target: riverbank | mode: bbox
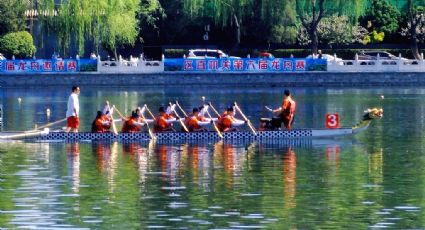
[1,72,425,88]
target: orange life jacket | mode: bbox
[154,114,172,132]
[218,113,233,132]
[121,117,141,133]
[188,115,201,131]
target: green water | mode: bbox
[0,86,425,229]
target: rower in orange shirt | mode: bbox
[273,89,296,129]
[217,106,245,132]
[122,110,146,133]
[187,107,211,132]
[91,111,111,133]
[154,106,177,132]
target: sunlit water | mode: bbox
[1,86,425,229]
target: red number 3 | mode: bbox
[326,113,340,129]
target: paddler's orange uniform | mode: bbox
[92,111,111,133]
[154,107,175,132]
[281,94,296,129]
[122,113,141,133]
[218,109,235,132]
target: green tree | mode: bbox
[37,0,141,57]
[400,0,425,59]
[296,0,368,54]
[0,0,27,36]
[0,31,36,58]
[182,0,299,46]
[296,0,326,55]
[362,0,401,35]
[297,15,368,46]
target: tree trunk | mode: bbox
[411,33,420,60]
[408,0,421,59]
[310,27,318,55]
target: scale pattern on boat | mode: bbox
[34,129,314,141]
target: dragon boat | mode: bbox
[0,108,383,142]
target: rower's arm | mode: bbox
[232,119,245,127]
[197,121,211,126]
[204,117,218,122]
[134,121,146,127]
[166,117,177,124]
[272,107,282,113]
[144,118,154,124]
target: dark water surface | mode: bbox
[0,86,425,229]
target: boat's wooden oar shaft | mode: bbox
[175,101,188,117]
[170,102,189,132]
[208,102,220,117]
[114,106,126,119]
[144,104,156,120]
[234,102,257,135]
[35,118,67,130]
[206,109,223,139]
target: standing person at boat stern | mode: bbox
[65,86,80,132]
[273,89,296,129]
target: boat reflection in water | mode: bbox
[283,147,297,209]
[185,143,211,191]
[122,142,150,186]
[66,142,80,193]
[92,141,119,192]
[214,141,247,188]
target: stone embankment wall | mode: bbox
[1,72,425,88]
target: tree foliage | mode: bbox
[37,0,140,56]
[297,15,368,46]
[182,0,299,45]
[0,0,27,36]
[0,31,36,58]
[362,0,401,35]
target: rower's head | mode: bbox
[226,106,234,115]
[96,110,102,118]
[72,86,80,95]
[159,106,165,114]
[193,107,199,114]
[131,110,139,118]
[284,89,291,97]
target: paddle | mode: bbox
[205,109,223,139]
[141,105,156,139]
[109,105,118,135]
[265,106,273,112]
[144,104,156,120]
[234,102,257,135]
[208,102,221,117]
[35,118,67,130]
[169,102,189,132]
[0,128,49,140]
[114,106,126,120]
[175,101,188,118]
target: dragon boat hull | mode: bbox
[29,127,356,142]
[0,117,377,142]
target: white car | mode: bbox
[187,49,239,59]
[306,54,343,62]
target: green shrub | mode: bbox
[0,31,36,58]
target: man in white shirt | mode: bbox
[65,86,80,132]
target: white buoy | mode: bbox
[46,108,51,117]
[380,95,384,99]
[18,97,22,103]
[201,96,205,102]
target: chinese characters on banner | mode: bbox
[0,59,79,73]
[181,58,323,72]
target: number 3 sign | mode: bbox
[325,113,340,129]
